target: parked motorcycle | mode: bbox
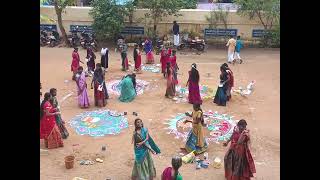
[177,35,205,52]
[68,31,80,47]
[80,30,98,52]
[48,30,60,47]
[40,30,49,47]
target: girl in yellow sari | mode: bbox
[184,104,208,155]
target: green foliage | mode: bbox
[137,0,183,36]
[205,4,230,29]
[180,0,197,9]
[90,0,130,39]
[235,0,280,30]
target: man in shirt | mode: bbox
[226,36,236,63]
[173,21,180,47]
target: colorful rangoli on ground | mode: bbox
[69,110,129,137]
[106,79,149,96]
[142,64,161,73]
[174,85,216,103]
[164,111,237,143]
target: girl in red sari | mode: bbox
[160,46,167,77]
[133,44,142,73]
[165,62,176,98]
[169,50,178,85]
[40,92,64,149]
[223,119,256,180]
[71,48,83,81]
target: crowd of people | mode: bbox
[40,22,255,179]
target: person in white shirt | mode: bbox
[226,36,236,63]
[100,47,109,71]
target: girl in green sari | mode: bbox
[132,118,161,180]
[119,74,137,102]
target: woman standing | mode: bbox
[71,47,83,81]
[224,119,256,180]
[40,92,64,149]
[100,47,109,71]
[144,38,154,64]
[86,47,96,74]
[119,74,137,102]
[222,63,234,101]
[91,63,108,107]
[169,50,179,85]
[120,43,129,71]
[49,88,69,139]
[160,46,167,77]
[165,62,176,98]
[133,44,142,72]
[76,66,90,108]
[213,66,229,106]
[184,104,208,154]
[186,63,202,105]
[161,156,183,180]
[132,118,161,180]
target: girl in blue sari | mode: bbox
[119,74,137,102]
[144,38,155,64]
[132,118,161,180]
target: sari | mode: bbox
[93,69,108,107]
[226,69,234,101]
[165,67,176,98]
[51,97,69,139]
[169,55,178,85]
[134,48,142,71]
[71,51,80,80]
[162,167,183,180]
[213,72,229,106]
[160,49,167,74]
[132,127,161,180]
[224,128,256,180]
[76,72,90,108]
[40,101,64,149]
[101,48,109,69]
[86,48,96,72]
[121,50,129,71]
[185,110,208,154]
[187,71,202,105]
[144,40,154,64]
[119,76,136,102]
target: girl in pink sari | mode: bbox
[165,62,176,98]
[161,156,183,180]
[160,46,167,77]
[186,63,202,105]
[76,66,90,108]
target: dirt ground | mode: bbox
[40,46,280,180]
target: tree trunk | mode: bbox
[54,3,70,47]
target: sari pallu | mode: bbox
[226,69,234,101]
[224,129,256,180]
[132,128,161,180]
[76,72,90,108]
[160,49,167,74]
[40,101,64,149]
[170,56,178,84]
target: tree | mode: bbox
[205,4,230,29]
[52,0,76,46]
[181,0,197,9]
[137,0,183,37]
[40,0,55,23]
[234,0,280,31]
[89,0,129,40]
